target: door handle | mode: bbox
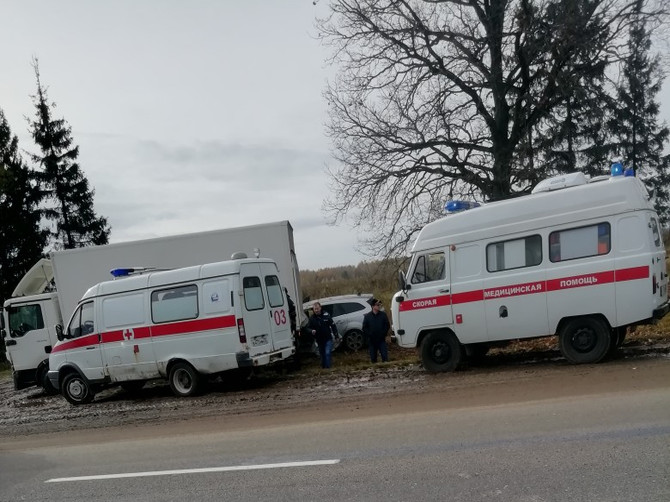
[86,346,96,350]
[438,288,450,293]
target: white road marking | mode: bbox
[46,459,340,483]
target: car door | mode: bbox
[397,250,453,331]
[62,301,105,381]
[5,302,49,374]
[260,263,293,352]
[240,263,275,355]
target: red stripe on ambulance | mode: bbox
[51,315,237,353]
[150,315,236,337]
[398,265,649,312]
[615,265,649,282]
[546,270,614,291]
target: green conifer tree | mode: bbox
[28,60,110,249]
[609,0,670,223]
[0,108,48,303]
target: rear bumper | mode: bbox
[653,300,669,321]
[237,346,295,368]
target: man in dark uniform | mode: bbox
[308,302,337,369]
[363,298,390,363]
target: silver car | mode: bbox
[303,294,374,352]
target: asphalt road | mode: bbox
[1,358,669,501]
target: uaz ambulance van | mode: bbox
[392,172,669,372]
[48,255,295,404]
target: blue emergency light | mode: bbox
[611,162,623,176]
[110,268,135,278]
[445,200,480,213]
[110,267,156,278]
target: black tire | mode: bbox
[38,366,59,395]
[559,317,611,364]
[421,331,462,373]
[120,380,146,394]
[168,362,201,397]
[344,329,366,352]
[61,372,95,405]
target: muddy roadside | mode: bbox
[1,339,668,442]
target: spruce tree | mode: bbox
[0,108,48,303]
[609,0,670,223]
[535,0,612,177]
[28,60,110,249]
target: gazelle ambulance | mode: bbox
[392,170,669,372]
[48,255,294,404]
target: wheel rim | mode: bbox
[429,340,451,364]
[173,368,193,394]
[68,379,86,400]
[571,327,598,353]
[346,331,364,351]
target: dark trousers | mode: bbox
[369,336,388,363]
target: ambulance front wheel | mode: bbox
[421,331,462,372]
[62,372,95,405]
[559,317,611,364]
[169,362,201,397]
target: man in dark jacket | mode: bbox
[363,298,390,363]
[308,302,337,369]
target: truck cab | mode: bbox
[2,292,61,391]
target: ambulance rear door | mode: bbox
[260,262,293,352]
[239,262,277,356]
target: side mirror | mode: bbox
[55,324,64,342]
[398,270,411,292]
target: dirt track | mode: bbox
[1,339,669,447]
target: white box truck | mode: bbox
[1,220,302,391]
[47,256,295,404]
[391,172,669,372]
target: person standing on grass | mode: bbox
[308,302,337,369]
[363,298,390,363]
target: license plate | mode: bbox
[251,334,268,347]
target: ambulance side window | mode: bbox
[487,235,542,272]
[202,280,231,315]
[151,285,198,323]
[103,294,145,329]
[8,304,45,338]
[243,276,264,311]
[411,252,446,284]
[264,276,284,308]
[549,223,610,262]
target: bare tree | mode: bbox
[318,0,665,257]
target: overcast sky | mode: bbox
[2,2,670,271]
[0,0,369,271]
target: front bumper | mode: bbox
[47,369,59,389]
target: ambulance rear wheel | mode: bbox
[169,362,201,397]
[559,317,611,364]
[62,372,95,405]
[421,331,462,373]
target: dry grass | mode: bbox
[297,314,670,374]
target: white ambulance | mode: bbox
[391,172,669,372]
[47,255,295,404]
